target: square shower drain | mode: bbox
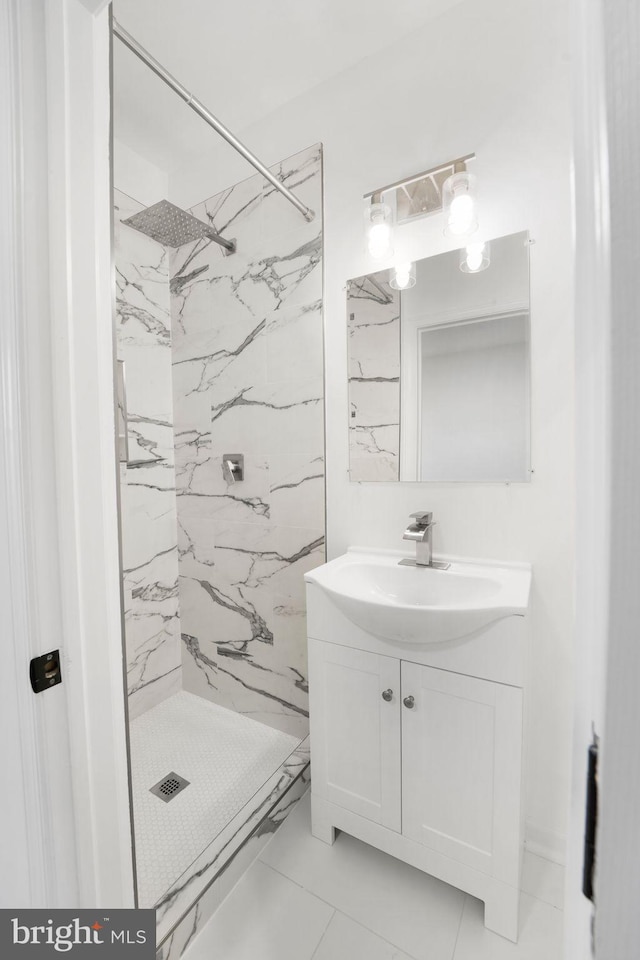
[149,771,190,803]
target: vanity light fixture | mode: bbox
[363,154,476,258]
[443,163,479,238]
[460,240,490,273]
[365,197,394,259]
[389,261,417,290]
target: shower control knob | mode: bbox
[403,695,415,709]
[381,689,393,702]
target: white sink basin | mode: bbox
[305,549,531,644]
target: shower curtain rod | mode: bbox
[112,19,315,223]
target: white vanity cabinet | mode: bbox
[308,643,402,830]
[306,560,529,943]
[401,660,522,886]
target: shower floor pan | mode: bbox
[129,690,299,908]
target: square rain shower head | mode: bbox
[123,199,220,248]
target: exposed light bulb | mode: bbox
[394,264,411,287]
[365,201,394,260]
[448,195,475,235]
[465,242,485,271]
[389,261,416,290]
[460,239,490,273]
[368,222,392,258]
[443,171,478,239]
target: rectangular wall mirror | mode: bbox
[347,230,531,482]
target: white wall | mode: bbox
[169,0,574,861]
[114,137,168,207]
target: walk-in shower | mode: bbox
[113,17,324,952]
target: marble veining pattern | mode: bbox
[115,189,182,719]
[170,144,325,738]
[155,769,310,960]
[154,736,310,946]
[347,276,401,481]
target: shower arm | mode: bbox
[112,20,315,224]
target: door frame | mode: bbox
[565,0,610,954]
[1,0,135,908]
[44,0,135,907]
[0,0,65,908]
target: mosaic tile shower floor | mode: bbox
[130,690,300,907]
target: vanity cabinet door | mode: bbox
[401,661,523,884]
[309,639,401,830]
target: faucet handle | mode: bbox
[410,511,433,525]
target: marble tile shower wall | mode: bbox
[115,190,182,720]
[347,279,400,481]
[170,144,324,740]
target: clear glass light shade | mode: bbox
[365,201,394,259]
[460,240,491,273]
[389,261,416,290]
[443,171,479,238]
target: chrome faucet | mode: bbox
[401,512,450,569]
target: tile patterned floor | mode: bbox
[129,691,299,906]
[182,791,564,960]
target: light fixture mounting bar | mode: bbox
[363,154,476,200]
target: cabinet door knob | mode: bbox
[381,688,393,702]
[403,695,415,709]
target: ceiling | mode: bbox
[112,0,466,174]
